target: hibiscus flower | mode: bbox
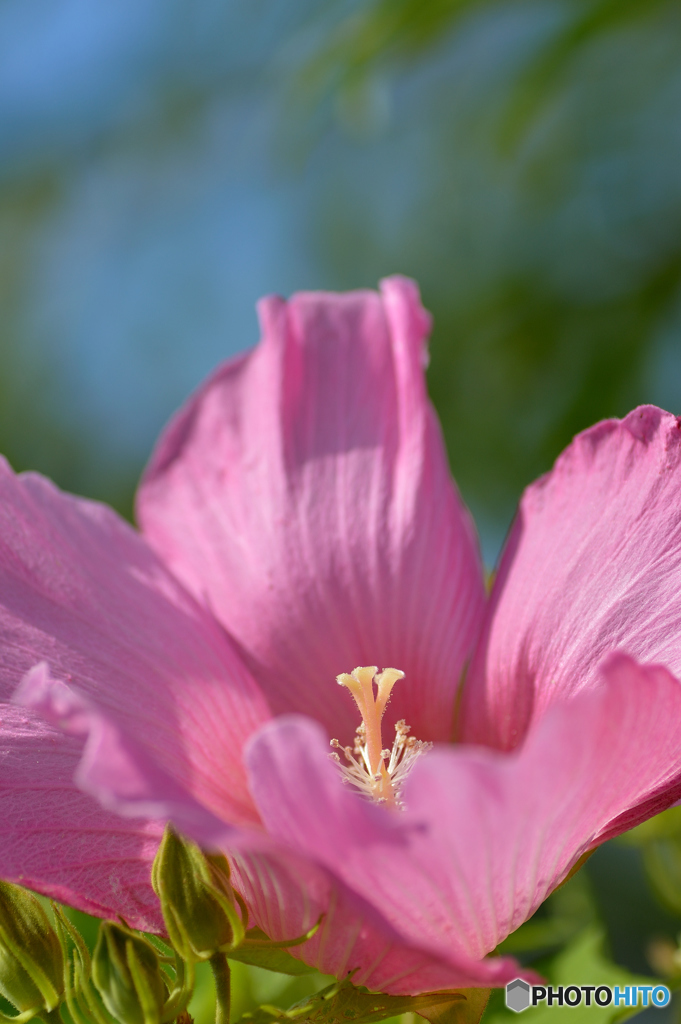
[6,277,681,994]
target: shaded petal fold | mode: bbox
[246,655,681,973]
[15,664,240,848]
[137,276,485,743]
[230,848,527,994]
[0,702,163,932]
[460,406,681,748]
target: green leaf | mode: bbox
[227,929,316,977]
[233,975,485,1024]
[485,927,663,1024]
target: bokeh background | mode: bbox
[3,0,681,1020]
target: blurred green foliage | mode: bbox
[298,0,681,543]
[487,925,664,1023]
[625,808,681,920]
[303,0,676,110]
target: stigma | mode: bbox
[329,666,431,809]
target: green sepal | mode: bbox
[92,922,167,1024]
[417,989,490,1024]
[53,906,114,1024]
[233,975,484,1024]
[51,905,91,980]
[0,882,63,1013]
[151,826,244,962]
[227,928,316,976]
[0,1009,44,1024]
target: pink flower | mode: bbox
[6,277,681,993]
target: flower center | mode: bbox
[329,666,431,808]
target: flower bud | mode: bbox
[0,881,63,1013]
[92,921,166,1024]
[151,826,243,962]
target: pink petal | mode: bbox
[0,461,270,825]
[0,702,163,932]
[246,654,681,972]
[460,406,681,748]
[137,277,484,744]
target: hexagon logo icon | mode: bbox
[506,978,531,1013]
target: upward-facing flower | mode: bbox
[5,277,681,993]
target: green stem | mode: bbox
[209,952,231,1024]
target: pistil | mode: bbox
[330,666,431,808]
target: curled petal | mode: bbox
[246,655,681,971]
[14,664,239,847]
[230,848,530,993]
[0,461,270,825]
[461,406,681,748]
[138,277,485,744]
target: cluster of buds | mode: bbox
[0,828,319,1024]
[0,879,198,1024]
[0,881,63,1022]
